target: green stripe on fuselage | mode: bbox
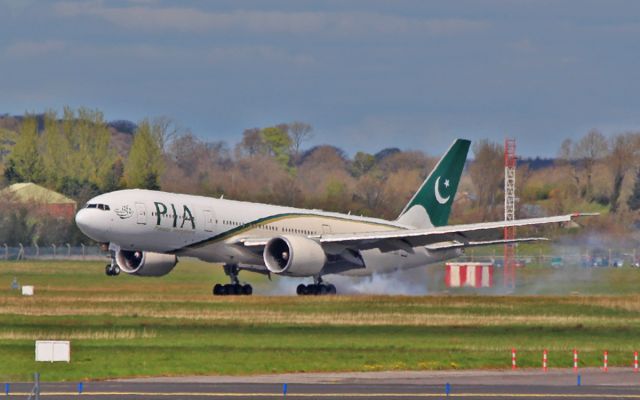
[174,212,401,252]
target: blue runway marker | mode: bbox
[577,374,581,386]
[4,383,9,396]
[283,383,287,398]
[78,382,84,394]
[445,382,451,396]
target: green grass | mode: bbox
[1,260,640,381]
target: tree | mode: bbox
[350,152,375,177]
[57,176,101,206]
[607,133,639,213]
[469,139,504,219]
[260,126,292,169]
[237,128,265,157]
[124,119,164,189]
[354,173,386,213]
[574,130,608,200]
[289,121,313,161]
[101,157,125,192]
[628,167,640,212]
[150,116,179,152]
[5,115,44,183]
[324,179,349,211]
[556,138,581,196]
[40,107,117,191]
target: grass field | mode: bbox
[1,259,640,381]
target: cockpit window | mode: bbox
[86,203,110,211]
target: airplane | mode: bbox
[75,139,593,296]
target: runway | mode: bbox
[5,369,640,399]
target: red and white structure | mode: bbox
[511,348,517,370]
[603,351,608,372]
[543,349,548,372]
[634,351,638,372]
[573,349,579,372]
[445,263,494,288]
[504,138,517,289]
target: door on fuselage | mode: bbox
[135,203,147,225]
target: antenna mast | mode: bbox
[504,138,517,289]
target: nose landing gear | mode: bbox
[105,250,120,276]
[105,263,120,276]
[212,264,253,296]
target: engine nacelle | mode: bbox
[115,249,178,277]
[263,235,327,276]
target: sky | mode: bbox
[1,0,640,157]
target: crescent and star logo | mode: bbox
[434,176,451,204]
[114,205,134,219]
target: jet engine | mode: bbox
[115,249,178,277]
[263,235,327,276]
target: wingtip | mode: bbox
[571,212,600,218]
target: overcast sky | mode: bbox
[1,0,640,157]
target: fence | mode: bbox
[1,244,105,261]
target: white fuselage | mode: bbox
[76,189,461,277]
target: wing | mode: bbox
[316,213,596,251]
[240,213,596,253]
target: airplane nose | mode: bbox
[75,209,91,234]
[75,207,111,243]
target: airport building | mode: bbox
[0,182,77,220]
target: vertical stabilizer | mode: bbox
[396,139,470,228]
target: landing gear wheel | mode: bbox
[213,283,253,296]
[296,281,337,296]
[213,284,223,295]
[297,284,306,295]
[105,264,120,276]
[211,264,254,296]
[223,284,232,294]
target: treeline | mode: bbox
[1,108,167,203]
[1,108,640,246]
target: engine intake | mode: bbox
[115,249,178,277]
[263,235,326,276]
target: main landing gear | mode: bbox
[297,276,336,296]
[212,264,253,296]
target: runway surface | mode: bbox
[5,368,640,399]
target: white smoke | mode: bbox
[262,267,431,296]
[330,269,430,295]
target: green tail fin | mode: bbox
[396,139,470,228]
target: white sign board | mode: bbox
[35,340,70,362]
[21,285,34,296]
